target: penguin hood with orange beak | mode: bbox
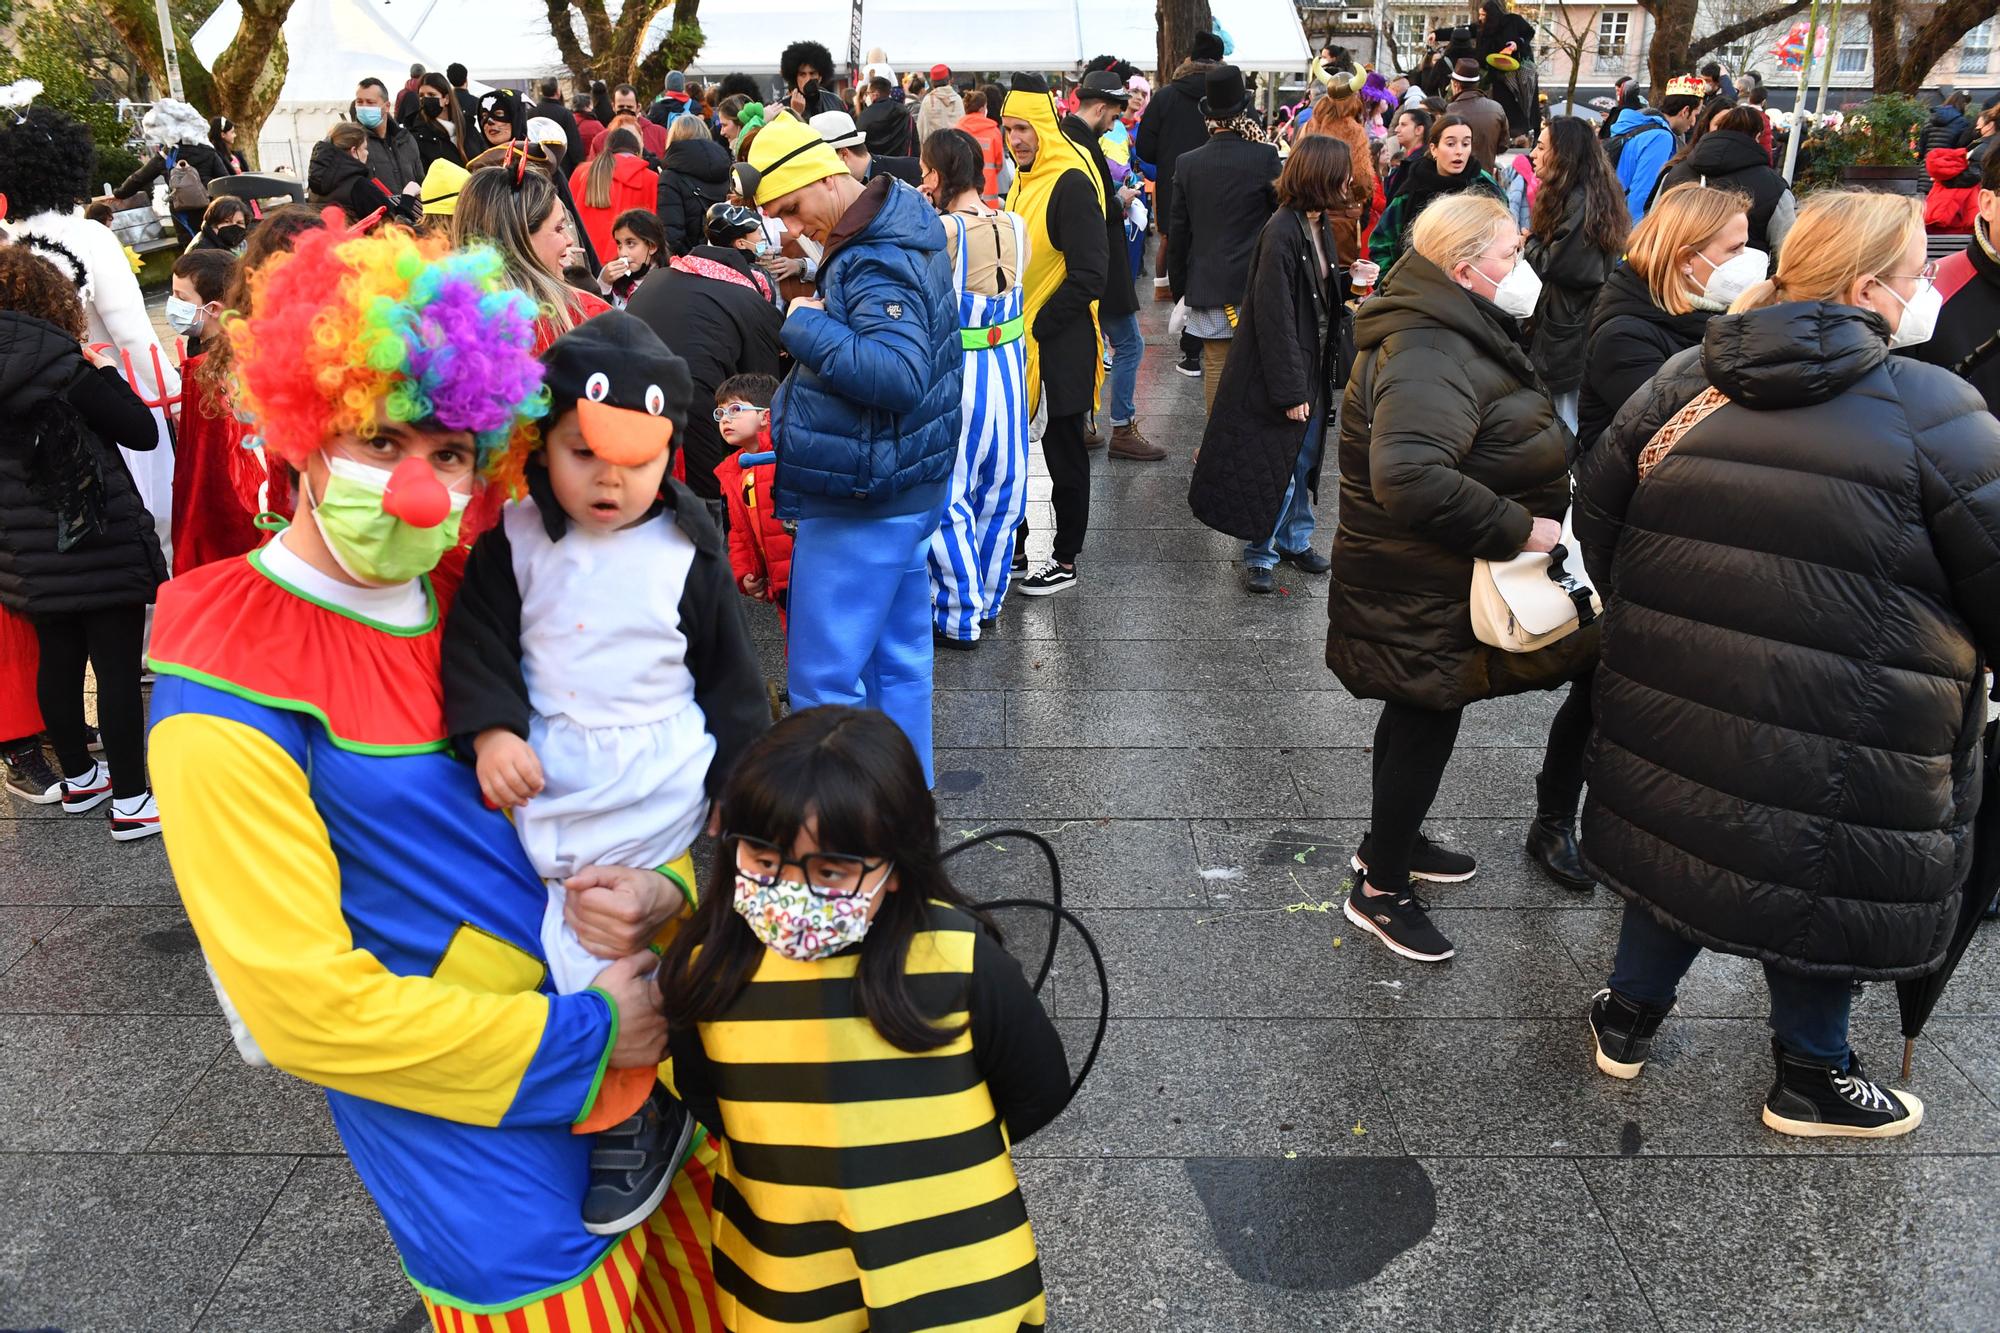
[496,310,691,498]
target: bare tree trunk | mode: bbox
[1872,0,2000,93]
[104,0,298,165]
[1641,0,1812,92]
[1157,0,1215,82]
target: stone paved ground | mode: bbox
[3,295,1998,1332]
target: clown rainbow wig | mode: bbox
[229,218,547,468]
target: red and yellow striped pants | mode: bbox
[421,1140,721,1333]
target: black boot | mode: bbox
[1527,774,1595,892]
[1589,988,1672,1079]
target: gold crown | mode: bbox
[1664,74,1707,99]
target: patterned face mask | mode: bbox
[733,871,876,962]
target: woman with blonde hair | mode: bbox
[1329,191,1598,963]
[1574,190,2000,1140]
[658,110,732,255]
[1575,182,1755,452]
[451,165,608,351]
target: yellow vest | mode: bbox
[698,905,1046,1331]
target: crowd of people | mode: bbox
[1,10,1998,1329]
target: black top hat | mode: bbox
[1190,31,1225,63]
[1200,64,1249,120]
[1078,71,1130,105]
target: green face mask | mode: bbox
[309,455,469,584]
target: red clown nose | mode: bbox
[380,457,453,528]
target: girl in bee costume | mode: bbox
[662,705,1072,1332]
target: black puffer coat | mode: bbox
[1575,262,1715,454]
[0,314,168,617]
[1525,190,1616,395]
[1327,253,1593,710]
[1189,210,1346,540]
[1574,302,2000,980]
[658,137,733,256]
[1655,130,1794,253]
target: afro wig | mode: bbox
[229,215,548,469]
[0,106,97,220]
[717,72,761,101]
[780,40,837,88]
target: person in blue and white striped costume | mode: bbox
[922,127,1032,650]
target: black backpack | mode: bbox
[1604,119,1661,170]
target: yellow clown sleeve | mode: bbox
[153,713,617,1128]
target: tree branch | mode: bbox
[1885,0,2000,93]
[543,0,593,77]
[102,0,216,109]
[1689,0,1813,62]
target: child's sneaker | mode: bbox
[3,742,62,804]
[582,1083,696,1235]
[60,760,113,814]
[108,791,163,842]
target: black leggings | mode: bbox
[1364,675,1594,892]
[34,605,148,798]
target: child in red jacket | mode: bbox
[710,373,792,624]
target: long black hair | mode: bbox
[1529,115,1629,255]
[660,707,993,1052]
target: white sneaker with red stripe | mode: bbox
[108,790,162,842]
[60,760,112,814]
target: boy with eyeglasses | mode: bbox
[710,373,794,626]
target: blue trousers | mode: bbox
[1244,404,1326,569]
[1608,902,1853,1065]
[788,501,945,782]
[1102,310,1143,427]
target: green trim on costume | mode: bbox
[573,984,618,1127]
[144,660,452,757]
[959,314,1026,350]
[247,544,439,637]
[655,859,697,908]
[399,1230,624,1315]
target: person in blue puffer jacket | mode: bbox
[747,111,962,782]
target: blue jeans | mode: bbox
[1244,404,1326,569]
[1102,310,1142,427]
[1607,902,1853,1065]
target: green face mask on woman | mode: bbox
[308,455,469,584]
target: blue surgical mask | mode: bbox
[164,295,204,336]
[355,105,385,129]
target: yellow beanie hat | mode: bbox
[747,111,845,205]
[419,158,470,216]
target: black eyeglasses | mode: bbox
[727,833,891,899]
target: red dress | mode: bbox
[170,353,269,577]
[0,604,40,740]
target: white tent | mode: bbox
[397,0,576,84]
[684,0,1311,75]
[192,0,444,171]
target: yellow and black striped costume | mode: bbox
[680,904,1051,1332]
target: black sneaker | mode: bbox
[933,629,977,652]
[1761,1039,1924,1140]
[1342,880,1455,962]
[1279,547,1332,574]
[978,616,998,631]
[1010,550,1029,575]
[1352,830,1478,884]
[3,743,62,804]
[1017,560,1079,597]
[583,1084,697,1235]
[1175,352,1201,377]
[59,760,113,814]
[1589,988,1672,1079]
[1245,565,1275,594]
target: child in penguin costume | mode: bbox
[442,310,770,1236]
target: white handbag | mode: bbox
[1469,507,1600,653]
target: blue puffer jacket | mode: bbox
[772,178,962,515]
